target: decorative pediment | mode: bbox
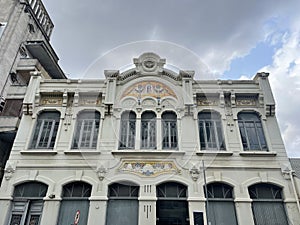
[105,53,195,83]
[133,52,166,74]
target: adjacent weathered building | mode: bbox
[0,0,65,183]
[0,52,299,225]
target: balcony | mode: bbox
[26,0,54,39]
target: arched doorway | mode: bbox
[106,182,139,225]
[8,181,48,225]
[156,182,189,225]
[57,181,92,225]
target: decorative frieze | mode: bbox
[40,93,63,106]
[197,95,219,106]
[122,81,177,99]
[118,161,181,177]
[236,95,258,107]
[79,93,102,106]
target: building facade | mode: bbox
[0,0,65,183]
[0,52,299,225]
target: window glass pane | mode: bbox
[119,111,136,149]
[198,112,225,150]
[206,183,233,199]
[9,215,22,225]
[141,112,156,149]
[31,112,60,149]
[108,183,139,198]
[14,182,47,198]
[157,182,187,198]
[72,111,100,149]
[238,112,267,151]
[63,182,92,198]
[249,184,282,199]
[27,215,40,225]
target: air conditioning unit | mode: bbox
[0,96,6,113]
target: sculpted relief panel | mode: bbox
[118,161,181,177]
[121,81,177,100]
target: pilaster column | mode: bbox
[0,199,12,225]
[138,184,156,225]
[135,115,141,150]
[40,199,61,225]
[234,199,255,225]
[87,199,108,225]
[188,198,206,225]
[156,114,162,150]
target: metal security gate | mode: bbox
[249,183,289,225]
[106,199,139,225]
[252,202,288,225]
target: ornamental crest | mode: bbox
[118,161,181,177]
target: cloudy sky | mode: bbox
[42,0,300,157]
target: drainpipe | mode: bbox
[289,170,300,215]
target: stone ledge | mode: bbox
[64,150,101,155]
[112,150,185,156]
[196,151,233,156]
[239,151,277,156]
[20,150,57,155]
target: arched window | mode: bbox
[162,112,178,149]
[238,112,267,151]
[57,182,92,225]
[31,111,60,149]
[119,111,136,149]
[141,111,156,149]
[72,111,100,149]
[9,182,48,225]
[156,182,189,225]
[248,183,288,225]
[198,112,225,150]
[106,183,139,225]
[205,182,237,225]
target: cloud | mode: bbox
[44,0,292,76]
[260,19,300,157]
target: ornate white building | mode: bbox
[0,52,299,225]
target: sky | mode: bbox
[42,0,300,157]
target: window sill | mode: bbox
[20,150,57,155]
[239,151,277,156]
[112,150,185,156]
[64,150,101,154]
[196,151,233,156]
